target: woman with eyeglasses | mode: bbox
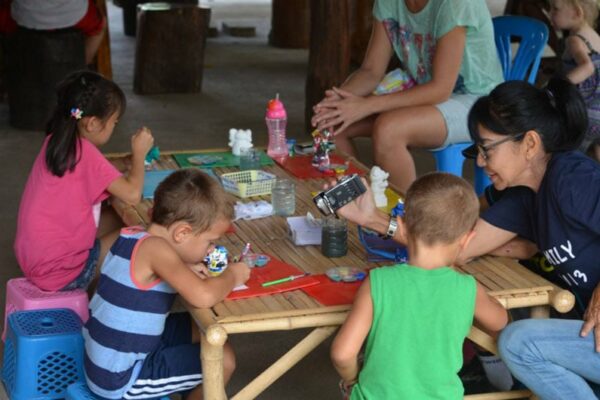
[468,77,600,400]
[336,77,600,399]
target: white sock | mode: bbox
[478,354,514,391]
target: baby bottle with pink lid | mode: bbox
[266,94,288,158]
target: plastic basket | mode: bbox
[220,170,276,198]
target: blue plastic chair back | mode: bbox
[493,15,549,84]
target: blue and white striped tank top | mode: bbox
[83,227,177,399]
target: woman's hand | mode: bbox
[311,88,372,135]
[580,284,600,351]
[311,88,343,129]
[325,177,378,227]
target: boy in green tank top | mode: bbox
[331,172,508,399]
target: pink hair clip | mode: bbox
[70,107,84,120]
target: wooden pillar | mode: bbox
[95,0,112,79]
[134,4,211,94]
[350,0,374,66]
[305,0,351,133]
[269,0,310,49]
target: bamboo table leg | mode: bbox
[530,305,550,319]
[201,324,229,400]
[232,326,338,400]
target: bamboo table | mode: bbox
[108,151,575,400]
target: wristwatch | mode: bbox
[384,216,398,239]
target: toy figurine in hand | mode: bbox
[370,165,390,208]
[311,128,334,170]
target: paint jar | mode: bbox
[239,148,261,171]
[271,178,295,216]
[321,217,348,257]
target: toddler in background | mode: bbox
[551,0,600,159]
[331,172,508,399]
[83,168,250,399]
[14,70,153,292]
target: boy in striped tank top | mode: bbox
[331,173,508,399]
[83,169,251,400]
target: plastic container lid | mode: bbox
[326,266,367,283]
[266,94,287,119]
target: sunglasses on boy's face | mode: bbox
[462,133,526,161]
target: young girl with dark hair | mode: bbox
[14,70,154,292]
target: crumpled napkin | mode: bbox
[234,200,273,220]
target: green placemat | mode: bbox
[173,151,274,168]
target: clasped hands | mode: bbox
[311,87,371,135]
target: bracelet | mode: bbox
[380,216,398,239]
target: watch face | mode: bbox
[387,218,398,237]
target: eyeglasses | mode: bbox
[476,133,526,161]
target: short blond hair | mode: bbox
[403,172,479,246]
[152,169,234,233]
[557,0,599,27]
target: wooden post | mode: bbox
[134,4,211,94]
[201,324,228,400]
[305,0,351,133]
[350,0,374,66]
[95,0,112,79]
[269,0,310,49]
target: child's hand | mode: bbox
[131,126,154,158]
[189,263,210,279]
[228,262,251,286]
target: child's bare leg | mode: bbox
[97,206,123,269]
[85,17,106,65]
[372,105,447,193]
[333,116,376,157]
[97,205,123,237]
[88,206,122,295]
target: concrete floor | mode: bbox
[0,1,492,399]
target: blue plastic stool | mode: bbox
[66,382,172,399]
[2,308,84,400]
[431,143,490,195]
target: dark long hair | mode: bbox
[45,71,126,177]
[468,78,588,153]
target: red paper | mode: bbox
[301,274,363,306]
[227,255,320,300]
[275,155,364,179]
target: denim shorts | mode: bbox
[61,239,100,291]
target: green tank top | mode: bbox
[351,263,476,400]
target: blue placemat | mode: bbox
[143,169,219,199]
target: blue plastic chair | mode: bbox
[431,15,549,195]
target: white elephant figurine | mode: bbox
[229,129,253,156]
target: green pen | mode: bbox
[261,273,309,287]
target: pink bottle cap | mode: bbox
[266,94,287,119]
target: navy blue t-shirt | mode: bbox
[483,151,600,311]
